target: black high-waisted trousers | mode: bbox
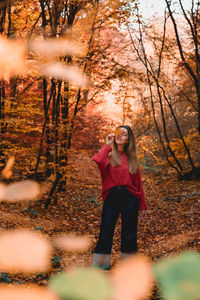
[94,186,139,254]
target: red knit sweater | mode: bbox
[92,144,147,210]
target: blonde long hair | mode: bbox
[109,125,139,175]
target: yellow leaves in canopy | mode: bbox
[137,129,200,168]
[168,129,200,163]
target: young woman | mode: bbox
[91,125,147,270]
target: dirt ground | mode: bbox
[0,151,199,298]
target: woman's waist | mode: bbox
[102,184,140,198]
[111,185,126,191]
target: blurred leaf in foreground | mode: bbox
[40,63,88,87]
[53,234,92,252]
[0,180,40,202]
[153,251,200,300]
[0,36,25,80]
[49,267,113,300]
[1,156,15,179]
[110,254,154,300]
[28,39,82,58]
[0,285,59,300]
[0,230,52,273]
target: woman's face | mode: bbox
[115,127,129,147]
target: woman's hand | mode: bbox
[106,133,115,145]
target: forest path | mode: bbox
[0,150,199,284]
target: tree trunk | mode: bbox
[34,79,54,177]
[0,81,6,165]
[45,79,55,177]
[0,4,6,33]
[165,0,200,135]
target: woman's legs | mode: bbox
[92,253,111,269]
[120,252,136,260]
[120,194,139,254]
[92,191,120,268]
[94,199,120,254]
[92,188,139,267]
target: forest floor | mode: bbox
[0,150,200,298]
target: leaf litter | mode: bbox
[0,149,199,299]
